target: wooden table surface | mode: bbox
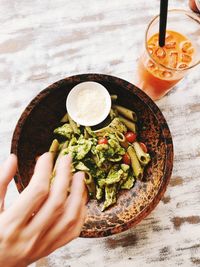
[0,0,200,266]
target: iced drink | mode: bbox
[137,10,200,101]
[138,30,195,100]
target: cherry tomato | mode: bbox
[125,131,137,143]
[122,153,131,165]
[139,142,148,153]
[98,137,108,145]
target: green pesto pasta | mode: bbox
[60,113,69,123]
[94,118,127,136]
[84,172,96,198]
[49,139,59,155]
[115,131,125,142]
[118,116,136,133]
[133,142,151,166]
[109,108,118,120]
[50,94,151,211]
[68,115,80,135]
[113,105,137,122]
[111,94,118,101]
[127,146,143,180]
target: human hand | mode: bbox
[0,153,87,267]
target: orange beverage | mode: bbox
[138,10,200,100]
[138,30,194,100]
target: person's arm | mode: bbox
[0,153,87,267]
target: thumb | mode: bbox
[0,154,17,212]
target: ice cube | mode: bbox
[169,52,178,68]
[165,41,176,49]
[148,43,156,48]
[161,70,173,78]
[187,47,194,55]
[153,36,158,45]
[181,41,192,53]
[178,63,189,69]
[147,43,156,55]
[148,47,153,55]
[153,69,162,78]
[147,60,156,70]
[155,47,166,59]
[181,53,192,63]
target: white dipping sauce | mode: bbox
[66,81,111,126]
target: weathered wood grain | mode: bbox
[0,0,200,266]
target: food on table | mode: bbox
[49,95,151,211]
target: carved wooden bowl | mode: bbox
[11,74,173,237]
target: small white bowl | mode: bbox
[66,81,111,126]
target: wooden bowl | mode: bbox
[11,74,173,238]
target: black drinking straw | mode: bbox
[159,0,169,47]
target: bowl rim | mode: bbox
[11,73,174,237]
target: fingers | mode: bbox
[27,155,73,235]
[0,154,17,212]
[47,171,87,236]
[0,152,88,265]
[50,154,72,201]
[31,198,87,261]
[36,171,87,243]
[2,153,53,225]
[63,171,87,223]
[40,204,87,258]
[31,205,86,261]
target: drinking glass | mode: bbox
[137,9,200,100]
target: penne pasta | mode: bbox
[133,142,151,166]
[113,105,137,122]
[127,146,143,180]
[68,115,80,135]
[49,139,59,155]
[111,94,118,101]
[109,108,117,120]
[115,131,125,142]
[84,128,90,139]
[84,172,96,198]
[95,118,127,136]
[60,113,68,123]
[119,116,136,132]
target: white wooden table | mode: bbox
[0,0,200,266]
